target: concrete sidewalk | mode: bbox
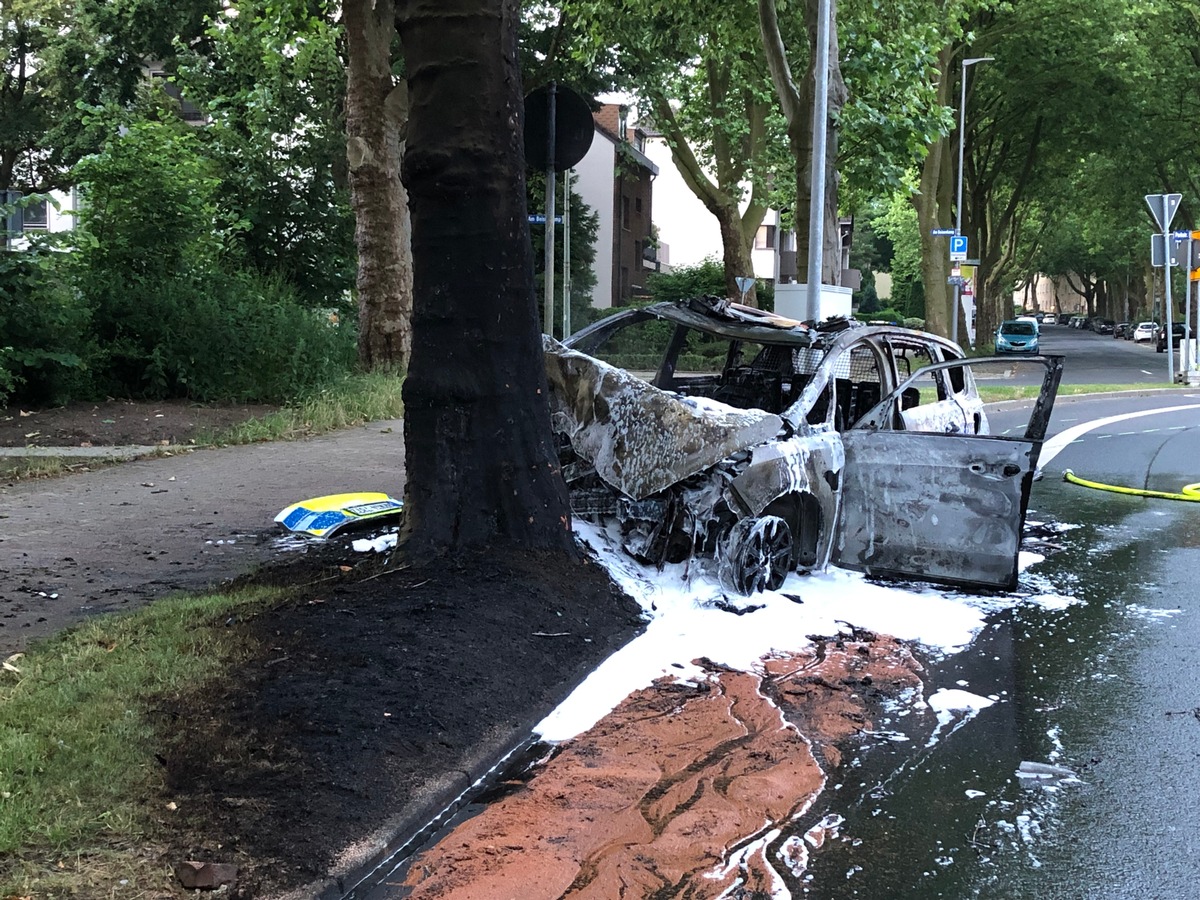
[0,420,406,653]
[0,444,168,459]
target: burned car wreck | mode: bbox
[544,296,1063,594]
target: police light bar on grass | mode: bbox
[274,492,403,538]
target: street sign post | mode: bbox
[1145,193,1182,232]
[1151,234,1182,267]
[735,276,755,303]
[1146,192,1184,382]
[949,235,968,261]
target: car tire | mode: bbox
[718,515,793,595]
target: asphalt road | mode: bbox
[807,387,1200,898]
[983,387,1200,898]
[0,419,407,654]
[1028,321,1182,385]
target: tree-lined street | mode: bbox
[7,0,1200,896]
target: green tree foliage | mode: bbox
[66,113,353,401]
[0,232,91,407]
[175,0,354,308]
[568,0,785,303]
[0,0,217,192]
[871,189,925,319]
[646,258,729,304]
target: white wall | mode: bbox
[571,131,616,309]
[642,135,777,282]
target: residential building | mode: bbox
[1,189,76,248]
[572,104,659,308]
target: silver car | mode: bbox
[545,297,1063,594]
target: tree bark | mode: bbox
[395,0,575,558]
[345,0,412,371]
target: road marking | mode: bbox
[1040,403,1200,467]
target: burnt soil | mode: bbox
[156,544,644,899]
[1,401,646,898]
[0,398,278,448]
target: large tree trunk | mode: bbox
[395,0,575,558]
[717,204,759,303]
[345,0,412,371]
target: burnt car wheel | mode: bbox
[718,515,794,595]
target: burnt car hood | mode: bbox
[543,337,783,500]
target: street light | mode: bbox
[952,55,994,346]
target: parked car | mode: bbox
[1096,319,1116,334]
[995,319,1040,353]
[1133,321,1158,343]
[547,296,1063,593]
[1114,322,1130,338]
[1058,313,1074,325]
[1157,322,1193,352]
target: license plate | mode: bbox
[346,501,402,516]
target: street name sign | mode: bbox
[930,228,955,236]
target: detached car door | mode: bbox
[831,356,1063,591]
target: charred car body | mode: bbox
[544,297,1063,594]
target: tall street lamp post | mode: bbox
[952,55,994,346]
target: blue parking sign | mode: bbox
[950,235,968,261]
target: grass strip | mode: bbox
[977,382,1177,403]
[198,370,405,446]
[0,587,280,896]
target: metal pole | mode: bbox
[1165,228,1175,383]
[543,82,556,337]
[805,0,832,319]
[562,167,571,339]
[1186,236,1193,375]
[953,66,967,347]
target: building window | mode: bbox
[622,196,630,230]
[635,197,643,214]
[754,224,776,250]
[22,199,48,230]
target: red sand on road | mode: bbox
[397,634,923,898]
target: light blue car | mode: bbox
[995,319,1039,353]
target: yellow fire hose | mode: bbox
[1062,469,1200,502]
